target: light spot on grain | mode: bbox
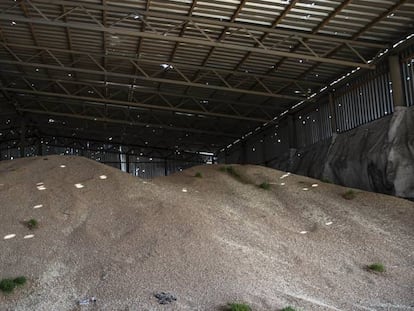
[325,221,333,226]
[23,234,34,239]
[302,187,309,191]
[311,184,318,187]
[33,204,43,209]
[182,188,188,193]
[99,175,107,180]
[280,173,290,179]
[300,231,307,234]
[75,183,84,189]
[4,234,16,240]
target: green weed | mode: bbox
[26,218,38,230]
[229,303,251,311]
[368,263,385,273]
[342,189,356,200]
[258,182,270,190]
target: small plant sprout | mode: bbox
[368,263,385,273]
[0,276,27,294]
[258,182,270,190]
[0,279,16,293]
[342,189,356,200]
[13,276,27,286]
[195,172,202,178]
[26,218,38,230]
[229,302,252,311]
[321,177,331,183]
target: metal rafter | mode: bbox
[32,121,228,153]
[0,6,384,69]
[168,0,198,63]
[1,72,276,123]
[237,0,353,101]
[129,0,151,101]
[0,42,309,101]
[14,98,240,138]
[205,0,299,106]
[275,0,409,97]
[36,133,212,162]
[1,70,282,115]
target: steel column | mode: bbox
[389,55,405,107]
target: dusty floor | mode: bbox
[0,155,413,311]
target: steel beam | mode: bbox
[0,13,378,69]
[16,106,240,138]
[9,0,387,49]
[1,70,282,113]
[2,85,274,123]
[0,42,323,88]
[0,52,304,101]
[389,55,404,107]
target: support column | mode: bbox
[329,92,338,133]
[164,158,168,176]
[389,55,405,107]
[19,118,26,158]
[287,115,296,149]
[125,153,130,174]
[37,139,43,156]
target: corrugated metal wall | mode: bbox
[295,100,333,148]
[0,143,211,179]
[219,42,414,163]
[334,62,393,133]
[401,44,414,107]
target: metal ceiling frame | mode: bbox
[1,78,277,124]
[271,0,410,98]
[0,42,320,98]
[14,99,241,138]
[0,1,386,69]
[0,0,411,155]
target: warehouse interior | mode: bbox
[1,1,414,310]
[0,0,413,190]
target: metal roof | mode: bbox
[0,0,413,154]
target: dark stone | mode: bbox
[154,292,177,305]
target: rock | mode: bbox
[154,292,177,305]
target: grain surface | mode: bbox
[0,156,413,311]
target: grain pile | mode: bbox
[0,155,413,311]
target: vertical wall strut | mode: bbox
[164,158,168,176]
[37,138,43,156]
[20,117,26,158]
[287,115,296,149]
[389,55,405,107]
[329,92,338,133]
[126,153,130,173]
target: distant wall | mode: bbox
[275,106,413,199]
[218,43,414,199]
[220,106,414,199]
